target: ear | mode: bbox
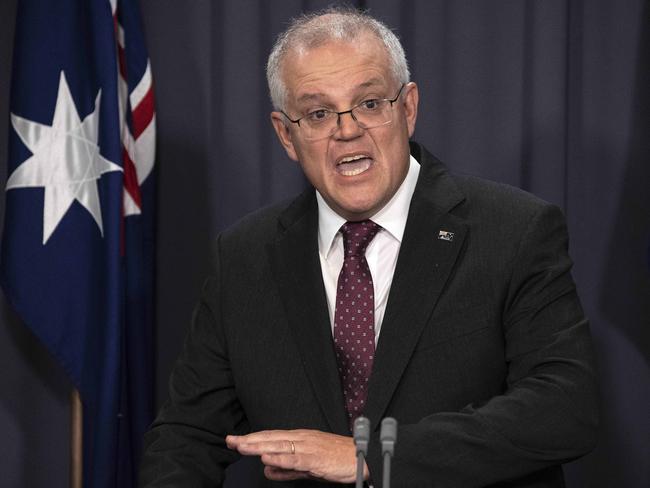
[402,82,419,138]
[271,112,299,162]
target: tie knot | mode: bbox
[340,220,381,257]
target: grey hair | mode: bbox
[266,6,410,111]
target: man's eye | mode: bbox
[306,110,330,122]
[360,99,380,110]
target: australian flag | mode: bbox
[1,0,155,487]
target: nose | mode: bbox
[334,110,364,140]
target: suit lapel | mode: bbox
[365,145,468,429]
[267,193,350,435]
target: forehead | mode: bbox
[281,34,393,105]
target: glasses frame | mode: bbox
[281,83,406,140]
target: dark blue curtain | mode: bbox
[1,1,648,486]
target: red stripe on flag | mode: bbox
[132,87,155,139]
[123,147,142,209]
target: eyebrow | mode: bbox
[294,79,387,105]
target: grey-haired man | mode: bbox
[141,8,597,487]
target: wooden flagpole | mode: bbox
[71,388,83,488]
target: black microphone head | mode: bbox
[353,416,370,455]
[380,417,398,455]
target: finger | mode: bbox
[227,429,300,445]
[261,453,303,471]
[246,429,297,440]
[226,432,284,449]
[264,466,309,481]
[227,429,321,450]
[225,435,240,449]
[234,440,296,456]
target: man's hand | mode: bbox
[226,429,369,483]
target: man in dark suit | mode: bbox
[140,8,598,487]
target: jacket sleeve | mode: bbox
[139,236,248,487]
[365,203,599,487]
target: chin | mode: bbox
[338,204,377,221]
[327,190,382,219]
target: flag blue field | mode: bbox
[1,0,156,486]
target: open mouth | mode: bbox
[336,154,373,176]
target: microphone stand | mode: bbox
[353,417,370,488]
[380,418,398,488]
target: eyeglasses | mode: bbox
[281,84,405,141]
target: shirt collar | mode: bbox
[317,155,421,259]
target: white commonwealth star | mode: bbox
[7,71,122,244]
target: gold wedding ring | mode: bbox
[289,440,295,455]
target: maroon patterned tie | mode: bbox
[333,220,381,427]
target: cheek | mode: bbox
[301,143,331,171]
[380,141,411,189]
[296,148,329,184]
[376,132,409,169]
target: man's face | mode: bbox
[271,33,419,221]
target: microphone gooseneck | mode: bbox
[380,417,398,488]
[353,416,370,488]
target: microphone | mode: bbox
[380,417,398,488]
[353,416,370,488]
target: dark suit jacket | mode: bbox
[140,142,598,487]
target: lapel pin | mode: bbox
[438,230,454,242]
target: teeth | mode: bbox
[339,154,368,164]
[337,157,372,176]
[340,166,368,176]
[336,154,372,176]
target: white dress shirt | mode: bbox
[317,156,420,345]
